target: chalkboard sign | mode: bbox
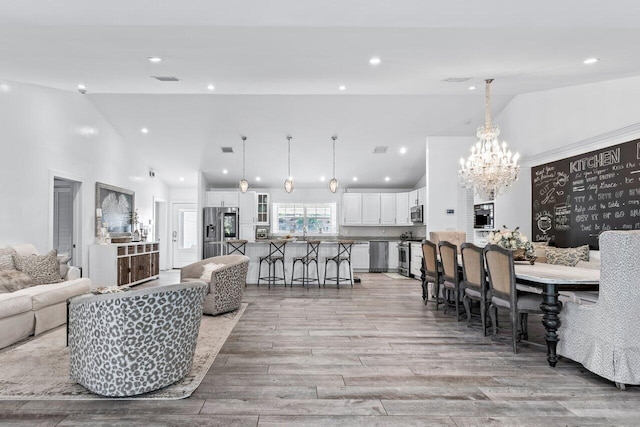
[531,138,640,249]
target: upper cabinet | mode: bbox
[395,192,410,225]
[342,193,362,225]
[380,193,396,225]
[205,191,239,207]
[361,193,381,225]
[256,193,269,225]
[408,187,426,207]
[238,191,257,224]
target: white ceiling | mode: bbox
[2,1,640,188]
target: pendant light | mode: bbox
[238,136,249,193]
[284,135,294,193]
[329,135,339,193]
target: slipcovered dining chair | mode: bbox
[461,242,490,335]
[422,240,443,308]
[439,240,465,320]
[558,230,640,389]
[484,244,544,353]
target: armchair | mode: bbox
[558,230,640,389]
[68,282,207,397]
[181,255,249,315]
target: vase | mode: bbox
[512,248,536,265]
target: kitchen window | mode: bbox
[272,202,337,235]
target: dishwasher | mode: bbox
[369,240,389,273]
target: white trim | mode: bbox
[48,169,84,267]
[523,122,640,167]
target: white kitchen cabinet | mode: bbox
[417,187,427,206]
[238,191,257,224]
[409,189,418,207]
[351,242,370,271]
[206,191,239,207]
[342,193,362,225]
[388,241,399,270]
[380,193,396,225]
[362,193,381,225]
[395,192,410,225]
[256,193,269,225]
[410,242,424,279]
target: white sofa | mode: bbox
[0,244,91,349]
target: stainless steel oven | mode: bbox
[398,241,410,277]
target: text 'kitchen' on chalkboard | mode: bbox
[531,138,640,249]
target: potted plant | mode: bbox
[488,226,536,264]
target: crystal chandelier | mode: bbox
[284,135,294,193]
[329,135,339,193]
[238,136,249,193]
[459,79,520,199]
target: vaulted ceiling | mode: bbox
[2,1,639,188]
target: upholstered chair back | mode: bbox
[422,240,439,276]
[430,231,467,251]
[484,244,515,298]
[461,243,485,289]
[438,241,458,283]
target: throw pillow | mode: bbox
[13,250,63,285]
[531,242,549,261]
[545,245,590,267]
[0,269,38,292]
[200,263,224,281]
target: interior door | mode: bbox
[172,203,197,268]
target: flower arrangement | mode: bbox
[488,226,536,260]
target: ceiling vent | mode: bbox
[373,146,388,154]
[221,147,234,153]
[151,76,180,82]
[442,77,472,83]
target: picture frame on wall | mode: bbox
[95,182,135,239]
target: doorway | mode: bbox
[172,203,198,268]
[52,177,81,265]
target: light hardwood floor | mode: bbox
[1,272,639,426]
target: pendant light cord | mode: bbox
[484,78,493,129]
[332,135,337,177]
[241,136,246,178]
[287,135,292,178]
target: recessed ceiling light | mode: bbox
[468,86,476,91]
[179,177,185,182]
[140,128,149,134]
[338,85,346,91]
[385,177,390,182]
[353,177,358,182]
[369,57,381,65]
[584,57,599,65]
[320,176,326,181]
[207,84,215,91]
[400,147,407,154]
[222,169,228,174]
[147,56,163,63]
[256,176,261,181]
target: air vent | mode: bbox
[221,147,234,153]
[442,77,472,83]
[151,76,180,82]
[373,146,388,154]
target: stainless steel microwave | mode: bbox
[410,205,423,223]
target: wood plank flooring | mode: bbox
[1,272,639,426]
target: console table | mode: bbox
[89,242,160,287]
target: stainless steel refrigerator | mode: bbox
[203,207,239,258]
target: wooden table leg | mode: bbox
[540,283,562,367]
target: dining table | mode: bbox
[513,262,600,367]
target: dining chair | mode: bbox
[460,242,490,335]
[439,240,465,320]
[323,240,354,288]
[422,240,443,308]
[484,244,544,353]
[290,240,321,288]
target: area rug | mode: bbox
[0,303,247,400]
[383,272,410,280]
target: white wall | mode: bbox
[494,75,640,239]
[0,80,168,273]
[425,136,474,235]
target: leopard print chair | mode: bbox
[180,255,249,315]
[68,282,207,397]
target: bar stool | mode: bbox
[226,239,248,255]
[257,240,288,288]
[290,240,321,288]
[323,240,354,288]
